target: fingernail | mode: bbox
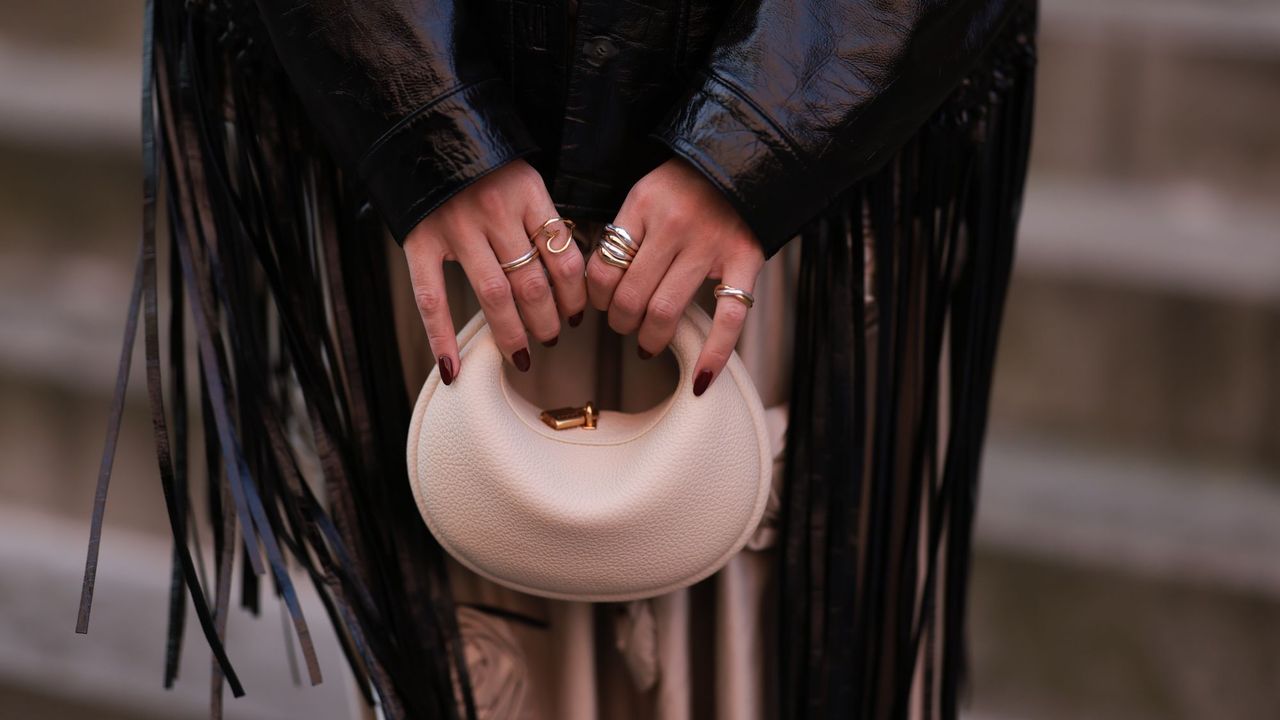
[542,336,559,348]
[438,356,455,385]
[569,312,583,328]
[637,347,653,360]
[693,370,712,397]
[513,348,531,372]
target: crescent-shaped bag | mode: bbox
[406,305,772,602]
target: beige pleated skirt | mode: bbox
[390,220,801,719]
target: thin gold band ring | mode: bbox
[500,245,541,273]
[713,283,755,308]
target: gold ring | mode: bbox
[534,217,577,254]
[500,244,541,273]
[597,241,633,269]
[602,224,638,256]
[595,223,638,270]
[599,233,635,260]
[713,283,755,308]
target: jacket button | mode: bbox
[583,36,618,67]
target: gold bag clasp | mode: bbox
[540,401,598,431]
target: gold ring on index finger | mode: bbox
[533,217,577,254]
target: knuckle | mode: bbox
[475,183,507,213]
[514,272,552,303]
[586,259,616,289]
[404,225,439,253]
[608,313,631,335]
[475,275,511,306]
[413,288,446,317]
[610,286,645,318]
[664,192,694,220]
[647,296,681,325]
[553,252,585,282]
[626,179,652,210]
[517,165,545,195]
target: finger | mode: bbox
[608,225,677,335]
[586,211,644,312]
[451,230,532,371]
[523,208,587,326]
[405,238,459,385]
[489,223,561,346]
[636,251,710,359]
[692,262,758,397]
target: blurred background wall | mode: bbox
[1,1,1277,718]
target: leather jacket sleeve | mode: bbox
[253,0,538,242]
[651,0,1024,258]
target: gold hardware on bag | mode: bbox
[540,401,598,431]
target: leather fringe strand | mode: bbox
[77,2,475,718]
[776,9,1037,720]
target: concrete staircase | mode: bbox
[970,2,1280,717]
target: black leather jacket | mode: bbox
[255,0,1027,258]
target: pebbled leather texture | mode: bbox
[406,306,773,601]
[252,0,1031,254]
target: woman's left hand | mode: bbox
[586,157,765,396]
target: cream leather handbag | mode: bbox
[406,306,772,602]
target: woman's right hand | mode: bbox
[403,160,587,384]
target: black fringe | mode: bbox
[777,9,1037,720]
[77,1,473,718]
[76,2,1036,719]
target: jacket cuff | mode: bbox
[650,73,817,259]
[358,78,539,243]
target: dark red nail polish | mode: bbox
[438,356,454,386]
[568,312,584,328]
[542,336,559,348]
[693,370,712,396]
[513,348,531,372]
[637,347,653,360]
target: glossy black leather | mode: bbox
[255,0,1030,257]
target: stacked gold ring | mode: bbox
[597,223,638,270]
[499,244,541,273]
[713,284,755,308]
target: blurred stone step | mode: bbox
[1036,0,1280,202]
[0,1,142,58]
[969,547,1280,720]
[995,176,1280,472]
[977,433,1280,598]
[0,40,137,150]
[1016,178,1280,302]
[0,505,358,720]
[968,431,1280,720]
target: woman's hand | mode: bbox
[586,157,765,396]
[403,160,587,384]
